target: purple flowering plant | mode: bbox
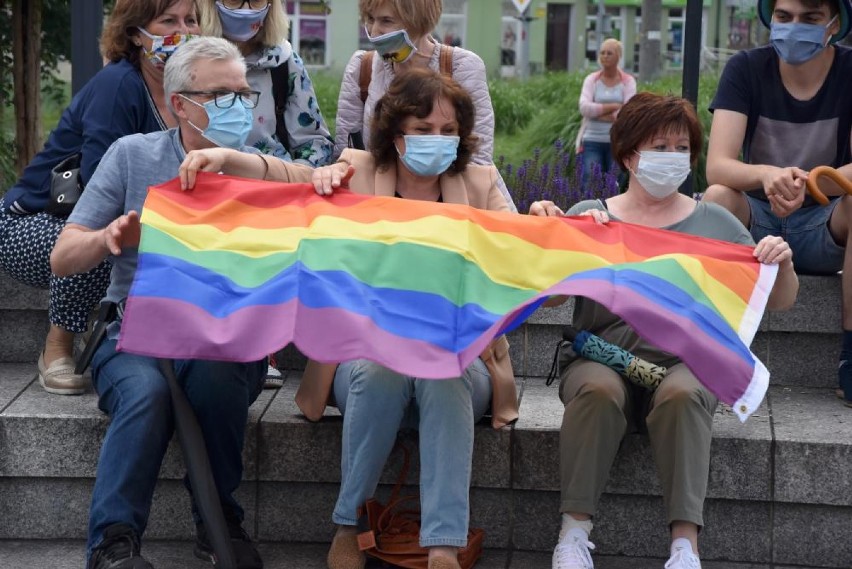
[497,140,621,214]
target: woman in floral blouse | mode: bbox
[199,0,334,167]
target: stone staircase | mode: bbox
[0,271,849,569]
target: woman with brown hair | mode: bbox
[532,92,798,569]
[180,67,519,569]
[332,0,517,211]
[0,0,199,395]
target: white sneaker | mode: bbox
[552,532,595,569]
[263,364,283,389]
[664,545,701,569]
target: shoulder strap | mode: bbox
[439,45,454,76]
[269,63,290,152]
[359,51,375,104]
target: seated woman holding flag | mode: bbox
[180,67,519,569]
[529,92,798,569]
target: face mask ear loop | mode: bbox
[825,14,839,45]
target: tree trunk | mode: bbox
[639,0,663,83]
[0,0,8,126]
[12,0,42,175]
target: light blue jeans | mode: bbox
[331,359,491,547]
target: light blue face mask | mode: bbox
[397,135,460,177]
[181,94,253,149]
[365,26,418,63]
[216,1,270,42]
[770,15,837,65]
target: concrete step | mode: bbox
[1,362,850,567]
[507,274,843,388]
[1,271,844,389]
[0,540,811,569]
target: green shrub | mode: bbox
[493,70,721,207]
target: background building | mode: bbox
[289,0,763,76]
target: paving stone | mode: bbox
[509,551,772,568]
[526,298,574,326]
[512,382,772,501]
[767,275,841,334]
[524,324,564,378]
[764,332,841,388]
[0,379,274,479]
[0,363,35,412]
[0,311,47,363]
[511,490,771,562]
[770,387,852,507]
[0,272,47,311]
[773,502,852,568]
[260,374,513,489]
[0,477,254,540]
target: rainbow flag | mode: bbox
[118,173,778,421]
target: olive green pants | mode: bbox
[558,359,717,526]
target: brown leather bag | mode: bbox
[356,443,484,569]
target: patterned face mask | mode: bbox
[365,26,418,63]
[137,27,196,69]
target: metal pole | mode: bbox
[596,0,607,55]
[679,0,704,195]
[71,0,104,96]
[516,11,531,79]
[681,0,703,106]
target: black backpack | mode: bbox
[269,62,290,153]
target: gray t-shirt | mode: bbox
[562,199,755,365]
[68,128,257,339]
[583,81,624,144]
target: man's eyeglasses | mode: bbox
[179,90,261,109]
[220,0,270,9]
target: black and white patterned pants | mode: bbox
[0,197,110,333]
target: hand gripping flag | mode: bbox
[118,173,777,420]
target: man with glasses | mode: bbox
[50,36,283,569]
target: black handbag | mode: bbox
[46,153,83,216]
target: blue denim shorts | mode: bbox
[747,196,844,275]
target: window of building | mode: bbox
[286,0,330,67]
[434,0,466,47]
[585,7,624,64]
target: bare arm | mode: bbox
[51,213,140,277]
[752,235,799,311]
[179,149,313,190]
[706,109,773,191]
[707,109,812,216]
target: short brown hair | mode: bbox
[610,92,703,169]
[358,0,442,39]
[370,67,478,175]
[101,0,199,67]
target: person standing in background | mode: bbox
[575,38,636,188]
[333,0,518,212]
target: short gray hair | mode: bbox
[164,36,246,114]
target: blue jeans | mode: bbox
[86,339,264,559]
[747,196,844,275]
[331,359,491,547]
[581,140,617,189]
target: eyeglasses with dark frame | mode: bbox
[220,0,270,10]
[179,90,261,109]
